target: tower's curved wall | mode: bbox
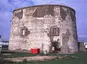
[9,5,78,53]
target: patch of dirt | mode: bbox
[4,55,77,62]
[2,53,12,55]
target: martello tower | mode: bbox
[9,5,78,54]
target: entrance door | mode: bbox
[52,41,61,52]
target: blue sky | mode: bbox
[0,0,87,42]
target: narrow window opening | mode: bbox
[22,29,26,36]
[20,26,30,37]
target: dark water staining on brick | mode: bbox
[33,7,45,17]
[15,10,23,19]
[33,6,54,17]
[73,33,77,40]
[70,10,75,21]
[72,23,77,40]
[62,29,71,53]
[46,6,54,16]
[72,21,77,40]
[60,7,67,20]
[47,33,50,37]
[62,29,71,44]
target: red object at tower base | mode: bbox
[30,48,40,54]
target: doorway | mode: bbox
[52,41,61,52]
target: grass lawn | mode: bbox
[1,50,87,64]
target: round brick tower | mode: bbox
[9,5,78,54]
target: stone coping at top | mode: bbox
[13,4,75,14]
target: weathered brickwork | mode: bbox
[9,5,78,54]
